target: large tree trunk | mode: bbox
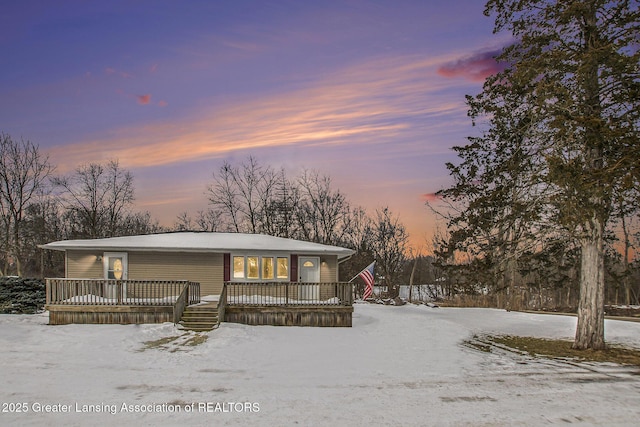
[573,3,608,351]
[574,220,606,350]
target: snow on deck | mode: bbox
[1,305,639,426]
[227,295,342,305]
[59,294,179,304]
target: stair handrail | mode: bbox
[173,282,190,324]
[217,283,227,324]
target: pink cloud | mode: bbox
[437,49,506,82]
[49,53,466,171]
[421,192,440,202]
[150,64,158,73]
[158,100,168,107]
[137,94,151,105]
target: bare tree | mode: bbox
[207,157,278,233]
[342,206,372,249]
[104,160,134,233]
[195,209,222,232]
[296,169,350,245]
[174,209,222,232]
[53,159,134,238]
[262,168,299,238]
[369,207,409,298]
[174,211,194,231]
[118,211,162,236]
[21,193,66,277]
[208,162,241,232]
[0,133,53,275]
[611,187,639,305]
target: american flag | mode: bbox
[359,261,376,300]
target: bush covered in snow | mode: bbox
[0,277,46,314]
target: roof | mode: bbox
[40,232,355,259]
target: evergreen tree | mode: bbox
[442,1,639,349]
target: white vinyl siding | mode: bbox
[66,250,103,278]
[320,255,338,282]
[127,252,223,296]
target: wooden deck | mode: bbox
[45,279,200,325]
[223,282,354,326]
[44,279,354,327]
[224,282,353,306]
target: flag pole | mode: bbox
[348,261,374,283]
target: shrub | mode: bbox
[0,277,46,314]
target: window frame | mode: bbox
[232,256,245,279]
[230,253,290,282]
[103,252,128,280]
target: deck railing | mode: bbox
[173,283,190,323]
[218,283,228,322]
[224,282,353,306]
[46,279,200,307]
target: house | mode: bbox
[40,232,356,328]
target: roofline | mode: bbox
[38,232,356,259]
[39,245,353,256]
[40,246,355,261]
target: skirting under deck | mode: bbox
[224,306,353,327]
[46,305,174,325]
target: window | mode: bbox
[262,257,274,279]
[247,256,259,279]
[231,255,289,282]
[277,257,289,279]
[233,256,245,279]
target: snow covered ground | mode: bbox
[1,305,639,426]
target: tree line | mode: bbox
[0,134,162,277]
[0,134,413,290]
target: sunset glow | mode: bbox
[0,0,506,248]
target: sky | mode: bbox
[0,0,509,248]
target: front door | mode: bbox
[298,256,320,300]
[103,252,128,300]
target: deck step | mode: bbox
[185,306,220,311]
[179,323,218,331]
[181,317,218,323]
[181,313,218,319]
[179,305,220,332]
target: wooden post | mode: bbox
[116,280,122,305]
[285,282,289,306]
